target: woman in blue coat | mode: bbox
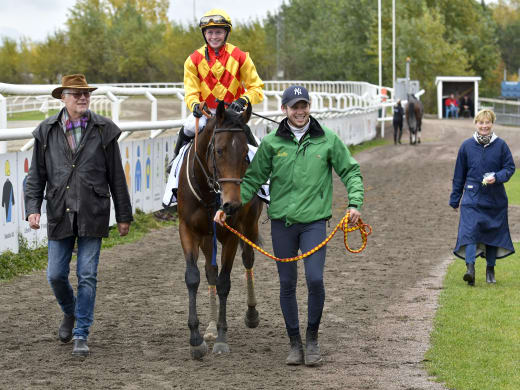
[450,109,515,285]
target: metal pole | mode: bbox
[378,0,382,90]
[392,0,396,91]
[0,94,7,153]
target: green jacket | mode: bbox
[241,116,364,226]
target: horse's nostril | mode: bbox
[222,202,238,215]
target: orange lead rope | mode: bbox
[222,212,372,262]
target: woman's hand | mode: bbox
[214,210,227,226]
[484,176,496,185]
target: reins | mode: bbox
[221,212,372,262]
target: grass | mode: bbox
[8,109,109,121]
[0,209,175,282]
[349,138,389,155]
[425,174,520,389]
[8,109,60,121]
[505,172,520,204]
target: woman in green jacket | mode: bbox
[214,85,364,367]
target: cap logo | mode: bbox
[294,88,302,95]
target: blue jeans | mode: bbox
[271,219,326,337]
[465,244,497,267]
[445,105,458,118]
[47,236,102,340]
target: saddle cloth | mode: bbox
[162,141,270,208]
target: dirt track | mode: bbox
[1,118,520,389]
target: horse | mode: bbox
[405,93,423,145]
[176,100,264,359]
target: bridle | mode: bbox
[187,109,248,203]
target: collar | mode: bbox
[50,107,104,126]
[275,116,325,140]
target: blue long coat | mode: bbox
[449,136,515,260]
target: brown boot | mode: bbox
[286,334,304,365]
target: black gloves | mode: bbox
[229,97,248,113]
[192,102,203,118]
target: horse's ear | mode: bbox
[216,100,226,125]
[241,101,252,124]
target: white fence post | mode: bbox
[0,94,7,153]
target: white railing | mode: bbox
[0,80,394,147]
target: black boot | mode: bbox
[286,334,304,365]
[486,266,496,284]
[243,124,258,147]
[463,262,475,286]
[58,314,75,343]
[72,339,89,357]
[169,127,193,168]
[305,329,322,366]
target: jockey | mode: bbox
[173,8,264,159]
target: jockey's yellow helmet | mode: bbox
[199,9,232,33]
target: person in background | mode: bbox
[25,74,133,357]
[445,93,459,119]
[392,99,404,144]
[449,109,515,285]
[172,8,264,159]
[214,85,364,367]
[459,94,474,118]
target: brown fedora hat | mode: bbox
[51,74,97,99]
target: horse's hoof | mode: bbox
[212,342,230,354]
[204,321,217,341]
[244,311,259,329]
[190,341,208,360]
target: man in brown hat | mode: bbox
[25,74,133,357]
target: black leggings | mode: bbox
[393,121,403,143]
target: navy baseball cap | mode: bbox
[282,85,310,107]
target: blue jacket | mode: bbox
[450,136,515,259]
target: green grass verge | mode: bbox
[425,248,520,389]
[426,178,520,389]
[8,110,60,121]
[505,172,520,205]
[349,138,389,155]
[0,210,175,282]
[8,109,109,121]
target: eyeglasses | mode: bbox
[63,91,91,99]
[199,15,229,27]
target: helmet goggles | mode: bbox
[199,14,231,28]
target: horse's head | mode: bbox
[207,100,252,216]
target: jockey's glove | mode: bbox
[229,97,248,113]
[192,102,203,118]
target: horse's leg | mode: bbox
[241,203,261,328]
[212,235,239,354]
[179,221,208,360]
[200,236,218,341]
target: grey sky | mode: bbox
[0,0,286,42]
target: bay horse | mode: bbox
[406,93,423,145]
[177,100,264,359]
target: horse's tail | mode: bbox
[407,101,417,130]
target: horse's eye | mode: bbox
[216,148,223,157]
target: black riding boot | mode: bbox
[286,334,304,365]
[243,124,258,147]
[486,266,496,284]
[172,127,193,161]
[305,329,322,366]
[398,127,402,144]
[463,262,475,286]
